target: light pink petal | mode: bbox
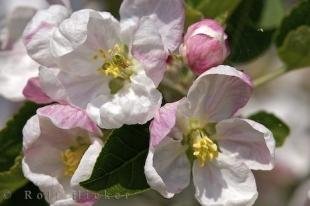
[23,5,70,67]
[216,118,275,170]
[22,112,100,206]
[23,77,53,104]
[187,65,252,123]
[149,101,181,147]
[193,154,258,206]
[120,0,184,52]
[145,137,190,198]
[132,17,168,86]
[38,67,68,104]
[22,115,70,205]
[37,104,101,135]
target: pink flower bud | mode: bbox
[180,19,230,75]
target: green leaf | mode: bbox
[278,26,310,69]
[0,102,39,202]
[185,4,203,28]
[196,0,241,23]
[259,0,285,29]
[226,0,275,63]
[248,111,290,147]
[0,156,27,203]
[0,102,39,172]
[80,124,150,197]
[275,0,310,69]
[275,0,310,47]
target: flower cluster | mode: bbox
[0,0,276,205]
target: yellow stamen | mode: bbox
[61,138,89,176]
[95,44,133,80]
[190,129,218,167]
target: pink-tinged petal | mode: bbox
[38,67,68,104]
[23,114,88,152]
[120,0,184,52]
[37,104,101,135]
[50,10,120,76]
[193,154,258,206]
[132,17,168,86]
[22,116,69,205]
[187,65,252,123]
[23,5,70,67]
[22,112,100,206]
[145,137,190,198]
[149,101,181,147]
[216,118,275,170]
[23,77,53,104]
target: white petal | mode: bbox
[187,65,252,123]
[47,0,71,8]
[120,0,184,52]
[23,5,70,67]
[131,17,167,86]
[39,67,110,108]
[22,115,41,150]
[193,155,258,206]
[51,10,121,76]
[71,138,103,187]
[87,70,162,129]
[0,40,38,101]
[70,137,103,204]
[145,137,190,198]
[22,158,67,205]
[216,118,275,170]
[1,5,37,49]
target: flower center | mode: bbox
[61,137,89,176]
[94,44,133,80]
[94,44,134,94]
[187,120,218,167]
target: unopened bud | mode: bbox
[180,19,230,75]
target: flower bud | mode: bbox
[180,19,230,75]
